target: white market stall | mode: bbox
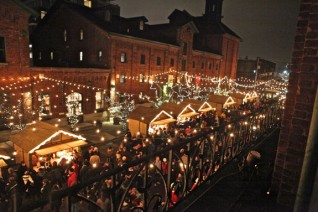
[127,106,176,136]
[182,99,216,113]
[10,121,88,167]
[207,94,236,113]
[231,92,256,105]
[160,102,199,124]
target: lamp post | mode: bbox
[253,69,258,86]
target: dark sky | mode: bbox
[115,0,301,70]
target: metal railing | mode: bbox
[19,99,283,212]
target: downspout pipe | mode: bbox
[294,86,318,212]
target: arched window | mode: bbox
[38,94,51,116]
[66,92,83,115]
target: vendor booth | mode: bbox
[160,102,199,123]
[10,121,88,167]
[183,99,216,113]
[251,91,259,99]
[0,149,11,160]
[207,94,236,113]
[230,92,258,105]
[261,89,280,99]
[127,106,176,136]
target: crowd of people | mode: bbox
[0,96,277,211]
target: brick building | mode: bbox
[236,57,276,81]
[30,0,240,102]
[1,0,240,124]
[272,0,318,210]
[0,0,36,80]
[0,0,38,127]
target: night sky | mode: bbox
[115,0,301,70]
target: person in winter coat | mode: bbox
[67,168,77,187]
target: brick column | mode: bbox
[272,0,318,209]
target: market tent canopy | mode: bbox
[251,91,259,99]
[0,149,11,160]
[10,121,87,153]
[0,159,7,167]
[128,106,175,125]
[160,102,199,119]
[35,140,87,155]
[183,99,216,112]
[127,106,176,135]
[230,92,253,104]
[208,94,236,106]
[263,89,280,93]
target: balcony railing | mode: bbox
[18,99,283,212]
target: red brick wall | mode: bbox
[32,5,112,68]
[272,0,318,208]
[0,0,31,80]
[30,67,111,117]
[31,3,232,100]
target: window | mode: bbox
[139,21,144,30]
[201,62,204,69]
[192,61,195,68]
[0,37,6,63]
[40,11,46,19]
[98,51,102,62]
[120,74,126,83]
[182,60,186,71]
[79,51,83,61]
[139,73,145,83]
[168,75,174,84]
[23,92,32,110]
[140,54,145,64]
[29,44,33,59]
[63,29,67,42]
[66,92,82,115]
[95,91,104,110]
[182,42,187,55]
[84,0,92,8]
[39,94,51,116]
[170,58,174,67]
[38,52,42,60]
[120,52,127,63]
[50,52,54,60]
[156,57,161,66]
[80,29,84,40]
[209,62,212,69]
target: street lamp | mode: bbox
[253,69,258,85]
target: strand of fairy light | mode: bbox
[2,72,287,102]
[1,70,287,92]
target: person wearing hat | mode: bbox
[21,170,34,198]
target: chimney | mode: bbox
[204,0,223,22]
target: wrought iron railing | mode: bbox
[19,99,283,212]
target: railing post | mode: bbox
[67,193,72,212]
[13,187,17,212]
[143,161,149,211]
[166,149,173,209]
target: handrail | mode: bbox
[20,99,284,212]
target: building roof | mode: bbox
[32,0,234,55]
[10,121,87,153]
[160,102,199,119]
[11,0,39,17]
[208,94,236,105]
[168,9,241,40]
[128,106,175,125]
